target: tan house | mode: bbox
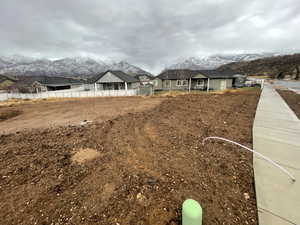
[153,69,242,91]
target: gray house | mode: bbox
[88,70,140,91]
[10,76,83,93]
[153,69,242,91]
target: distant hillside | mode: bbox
[166,53,278,70]
[219,54,300,79]
[0,55,151,78]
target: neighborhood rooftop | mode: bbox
[0,74,18,83]
[89,70,139,83]
[157,68,239,80]
[16,76,83,86]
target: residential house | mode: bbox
[153,69,243,91]
[87,70,140,91]
[134,73,154,85]
[9,76,83,93]
[0,74,18,91]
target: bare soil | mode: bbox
[0,109,22,121]
[72,148,102,164]
[0,89,260,225]
[277,89,300,119]
[0,96,162,134]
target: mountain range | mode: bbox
[0,55,150,77]
[218,53,300,78]
[167,53,280,70]
[0,52,296,78]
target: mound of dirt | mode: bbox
[277,89,300,118]
[0,109,22,121]
[0,89,260,225]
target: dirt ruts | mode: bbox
[0,89,260,225]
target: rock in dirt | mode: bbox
[72,148,101,164]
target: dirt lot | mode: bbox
[0,89,260,225]
[0,97,162,134]
[277,89,300,119]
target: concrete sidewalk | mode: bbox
[253,85,300,225]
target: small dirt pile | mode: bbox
[0,109,22,121]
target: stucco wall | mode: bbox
[153,78,233,91]
[90,82,138,90]
[71,84,84,89]
[154,78,207,90]
[209,79,233,90]
[153,78,163,89]
[154,79,189,90]
[226,79,233,88]
[191,79,207,90]
[170,80,189,90]
[130,82,140,89]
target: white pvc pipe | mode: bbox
[202,136,296,182]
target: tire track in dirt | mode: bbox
[0,90,260,225]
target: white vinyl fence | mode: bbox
[246,78,265,89]
[0,89,137,102]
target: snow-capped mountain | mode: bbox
[167,53,280,70]
[109,61,150,75]
[0,55,148,77]
[1,55,36,65]
[50,57,109,76]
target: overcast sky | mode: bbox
[1,0,300,72]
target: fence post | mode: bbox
[261,79,264,89]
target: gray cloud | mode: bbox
[1,0,300,72]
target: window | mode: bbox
[176,80,188,86]
[196,79,205,86]
[153,80,158,86]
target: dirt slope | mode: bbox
[0,90,260,225]
[277,89,300,119]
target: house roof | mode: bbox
[197,68,239,78]
[89,70,139,83]
[134,73,154,78]
[0,74,18,83]
[134,73,154,81]
[157,68,240,80]
[157,69,199,80]
[15,76,83,86]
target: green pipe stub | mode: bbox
[182,199,202,225]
